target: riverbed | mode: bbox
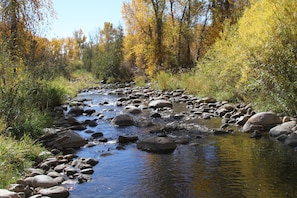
[66,86,297,198]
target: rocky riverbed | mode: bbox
[2,82,297,198]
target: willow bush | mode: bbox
[193,0,297,114]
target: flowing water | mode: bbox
[67,89,297,198]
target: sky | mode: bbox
[46,0,127,39]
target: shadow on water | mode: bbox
[68,90,297,198]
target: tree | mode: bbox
[195,0,297,114]
[73,29,86,60]
[92,23,130,82]
[0,0,55,62]
[122,0,220,76]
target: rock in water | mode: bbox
[136,137,177,153]
[38,186,69,198]
[242,112,282,132]
[111,114,135,126]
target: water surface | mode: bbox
[68,90,297,198]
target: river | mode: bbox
[65,87,297,198]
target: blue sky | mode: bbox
[47,0,127,39]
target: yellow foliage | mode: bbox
[194,0,297,112]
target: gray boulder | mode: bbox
[136,137,177,153]
[54,130,87,148]
[111,114,135,126]
[285,133,297,147]
[32,175,57,188]
[242,112,282,133]
[269,121,296,137]
[149,99,172,109]
[123,105,142,114]
[0,189,21,198]
[68,106,84,116]
[38,186,69,198]
[39,129,87,149]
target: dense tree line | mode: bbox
[1,0,297,138]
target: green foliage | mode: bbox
[134,75,146,87]
[0,134,47,188]
[153,71,178,91]
[92,24,132,82]
[189,0,297,114]
[0,62,65,138]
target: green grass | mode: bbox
[50,70,98,98]
[0,134,47,188]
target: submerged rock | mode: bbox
[118,135,139,143]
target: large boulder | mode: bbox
[68,106,84,116]
[242,112,282,133]
[39,128,87,149]
[53,130,87,148]
[32,175,58,188]
[136,137,177,153]
[149,99,172,109]
[111,114,135,126]
[269,121,296,137]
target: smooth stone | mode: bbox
[38,186,69,198]
[32,175,58,188]
[149,99,172,109]
[242,112,282,132]
[111,114,135,126]
[269,121,296,137]
[0,189,21,198]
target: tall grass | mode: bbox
[51,70,98,98]
[0,134,47,188]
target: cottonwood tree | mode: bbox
[0,0,55,62]
[122,0,212,76]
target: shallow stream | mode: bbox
[67,88,297,198]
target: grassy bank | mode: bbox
[0,135,47,188]
[0,70,97,188]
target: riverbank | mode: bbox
[0,71,98,188]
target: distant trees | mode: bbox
[88,22,130,82]
[122,0,249,77]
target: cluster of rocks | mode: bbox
[54,83,297,154]
[100,84,297,150]
[2,153,98,198]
